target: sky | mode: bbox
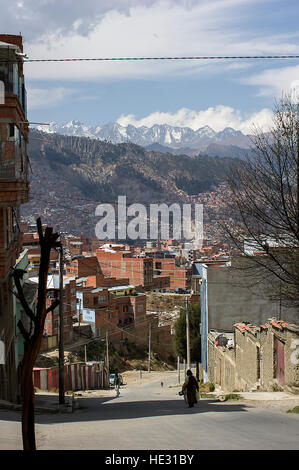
[1,0,299,133]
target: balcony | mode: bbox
[0,131,29,203]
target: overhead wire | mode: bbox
[20,54,299,62]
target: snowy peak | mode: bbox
[36,121,251,149]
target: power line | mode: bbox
[66,313,175,350]
[21,54,299,62]
[2,54,299,66]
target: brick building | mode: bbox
[66,256,103,278]
[0,35,30,402]
[96,250,153,290]
[152,257,191,291]
[80,283,146,338]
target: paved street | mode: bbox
[0,372,299,450]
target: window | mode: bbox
[11,207,19,238]
[5,208,10,248]
[9,123,15,138]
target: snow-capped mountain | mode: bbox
[36,120,251,149]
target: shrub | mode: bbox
[287,406,299,414]
[224,393,242,401]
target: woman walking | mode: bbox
[182,369,199,408]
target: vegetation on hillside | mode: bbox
[29,130,241,204]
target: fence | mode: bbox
[33,361,109,392]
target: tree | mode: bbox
[220,95,299,307]
[12,218,60,450]
[174,302,201,380]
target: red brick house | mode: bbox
[96,250,153,289]
[66,256,103,278]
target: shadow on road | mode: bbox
[0,397,250,425]
[0,382,253,426]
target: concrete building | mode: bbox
[193,258,298,332]
[0,35,30,402]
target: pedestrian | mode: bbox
[161,381,164,388]
[181,369,199,408]
[114,372,120,397]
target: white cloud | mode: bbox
[27,87,74,110]
[20,0,299,82]
[117,105,274,133]
[243,64,299,97]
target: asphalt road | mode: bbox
[0,373,299,450]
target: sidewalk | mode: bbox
[0,393,77,414]
[207,390,299,412]
[237,391,298,401]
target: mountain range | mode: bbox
[36,120,253,158]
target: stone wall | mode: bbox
[208,319,299,393]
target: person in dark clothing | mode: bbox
[182,369,199,407]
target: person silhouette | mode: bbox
[181,370,199,408]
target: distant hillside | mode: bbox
[145,142,250,159]
[28,130,241,205]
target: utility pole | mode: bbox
[58,245,65,405]
[148,321,151,373]
[185,297,191,371]
[106,330,109,376]
[177,356,181,384]
[78,297,81,335]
